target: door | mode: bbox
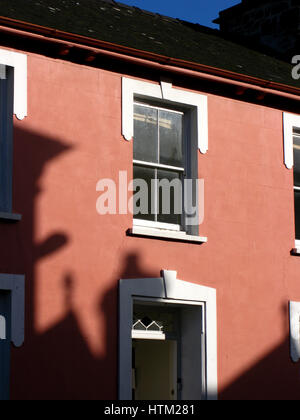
[133,339,177,400]
[0,291,11,400]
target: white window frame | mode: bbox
[123,77,208,242]
[119,270,217,400]
[283,113,300,251]
[133,101,186,232]
[0,48,27,121]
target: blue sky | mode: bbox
[118,0,241,28]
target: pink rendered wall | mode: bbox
[2,48,300,400]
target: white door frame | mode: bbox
[119,270,217,400]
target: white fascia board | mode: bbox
[122,77,208,153]
[283,112,300,169]
[0,48,27,120]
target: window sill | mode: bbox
[128,226,207,244]
[0,212,22,222]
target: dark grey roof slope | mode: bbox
[0,0,298,89]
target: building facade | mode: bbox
[0,0,299,400]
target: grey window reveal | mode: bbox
[0,65,14,213]
[293,128,300,239]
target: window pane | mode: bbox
[133,165,155,221]
[134,105,158,163]
[293,135,300,186]
[293,127,300,136]
[157,169,182,225]
[159,110,183,167]
[295,190,300,240]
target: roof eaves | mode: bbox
[0,13,299,99]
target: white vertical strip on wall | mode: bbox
[283,112,300,170]
[0,315,6,340]
[289,301,300,363]
[0,49,27,120]
[0,274,25,347]
[0,64,6,80]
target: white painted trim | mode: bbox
[0,212,22,221]
[289,301,300,363]
[0,48,27,120]
[132,331,166,340]
[133,159,185,172]
[130,225,207,243]
[0,273,25,347]
[0,64,6,80]
[0,315,6,340]
[134,101,184,115]
[292,239,300,255]
[133,218,181,232]
[284,113,300,250]
[136,296,205,307]
[119,270,217,400]
[283,112,300,169]
[122,77,208,153]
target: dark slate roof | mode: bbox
[0,0,298,89]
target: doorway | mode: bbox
[133,339,177,400]
[119,274,218,400]
[131,299,205,400]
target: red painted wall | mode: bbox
[1,47,300,400]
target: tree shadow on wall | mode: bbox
[219,304,300,401]
[4,129,160,400]
[6,126,300,400]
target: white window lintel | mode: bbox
[122,77,208,154]
[283,112,300,169]
[0,48,27,120]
